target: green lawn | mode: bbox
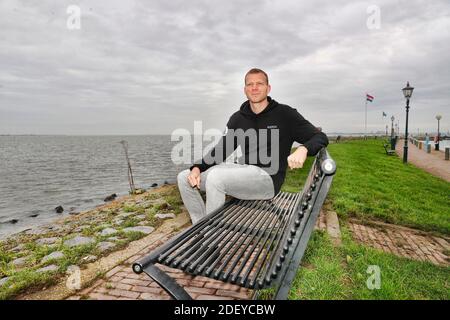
[288,228,449,300]
[279,138,450,300]
[283,139,450,235]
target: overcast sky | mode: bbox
[1,0,449,135]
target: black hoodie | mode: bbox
[191,97,329,195]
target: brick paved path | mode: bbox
[395,139,450,182]
[68,230,253,300]
[349,220,449,266]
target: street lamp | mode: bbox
[391,116,395,138]
[402,81,414,163]
[436,115,442,151]
[385,125,388,137]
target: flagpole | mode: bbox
[365,96,367,139]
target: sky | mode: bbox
[0,0,449,135]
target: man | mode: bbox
[177,68,328,224]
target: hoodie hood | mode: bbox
[239,96,279,117]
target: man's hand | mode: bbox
[287,146,308,169]
[188,167,201,189]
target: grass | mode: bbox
[277,138,450,299]
[286,228,449,300]
[0,185,182,299]
[283,139,450,235]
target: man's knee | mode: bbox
[177,169,190,187]
[204,168,226,192]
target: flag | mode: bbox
[366,94,374,102]
[382,112,387,117]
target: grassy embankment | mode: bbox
[0,186,184,300]
[281,138,449,299]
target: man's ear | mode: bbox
[268,84,271,94]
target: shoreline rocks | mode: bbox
[122,226,154,234]
[155,213,176,220]
[64,236,95,248]
[104,194,117,202]
[41,251,65,264]
[36,265,58,273]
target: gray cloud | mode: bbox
[0,0,449,135]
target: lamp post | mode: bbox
[402,82,414,163]
[385,125,388,137]
[391,116,395,138]
[436,115,442,151]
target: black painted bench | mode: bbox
[383,143,396,155]
[132,148,336,300]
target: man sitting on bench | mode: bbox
[177,68,329,224]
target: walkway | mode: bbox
[349,219,449,267]
[395,139,450,182]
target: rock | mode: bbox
[164,180,169,185]
[69,211,80,216]
[104,193,117,202]
[41,251,65,263]
[29,214,39,218]
[113,219,124,226]
[122,226,154,235]
[134,214,146,221]
[35,237,59,246]
[99,228,118,237]
[117,212,135,218]
[96,241,116,252]
[155,213,176,220]
[25,227,48,236]
[0,277,9,287]
[74,225,90,232]
[150,183,158,187]
[134,189,144,195]
[9,244,26,253]
[55,206,64,213]
[12,257,28,267]
[7,219,19,224]
[47,225,65,232]
[36,265,58,273]
[107,237,121,242]
[158,202,172,210]
[64,236,95,248]
[137,221,148,226]
[82,255,97,263]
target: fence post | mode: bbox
[445,147,449,160]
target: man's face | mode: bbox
[244,72,271,104]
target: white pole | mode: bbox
[365,97,367,139]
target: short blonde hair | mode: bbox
[245,68,269,85]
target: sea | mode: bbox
[0,135,188,239]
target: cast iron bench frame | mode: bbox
[132,148,336,300]
[383,143,396,155]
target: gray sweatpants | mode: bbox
[177,163,275,224]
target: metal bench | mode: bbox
[132,148,336,300]
[383,144,396,155]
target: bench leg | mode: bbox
[142,264,193,300]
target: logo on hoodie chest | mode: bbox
[267,125,278,129]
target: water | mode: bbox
[0,135,188,239]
